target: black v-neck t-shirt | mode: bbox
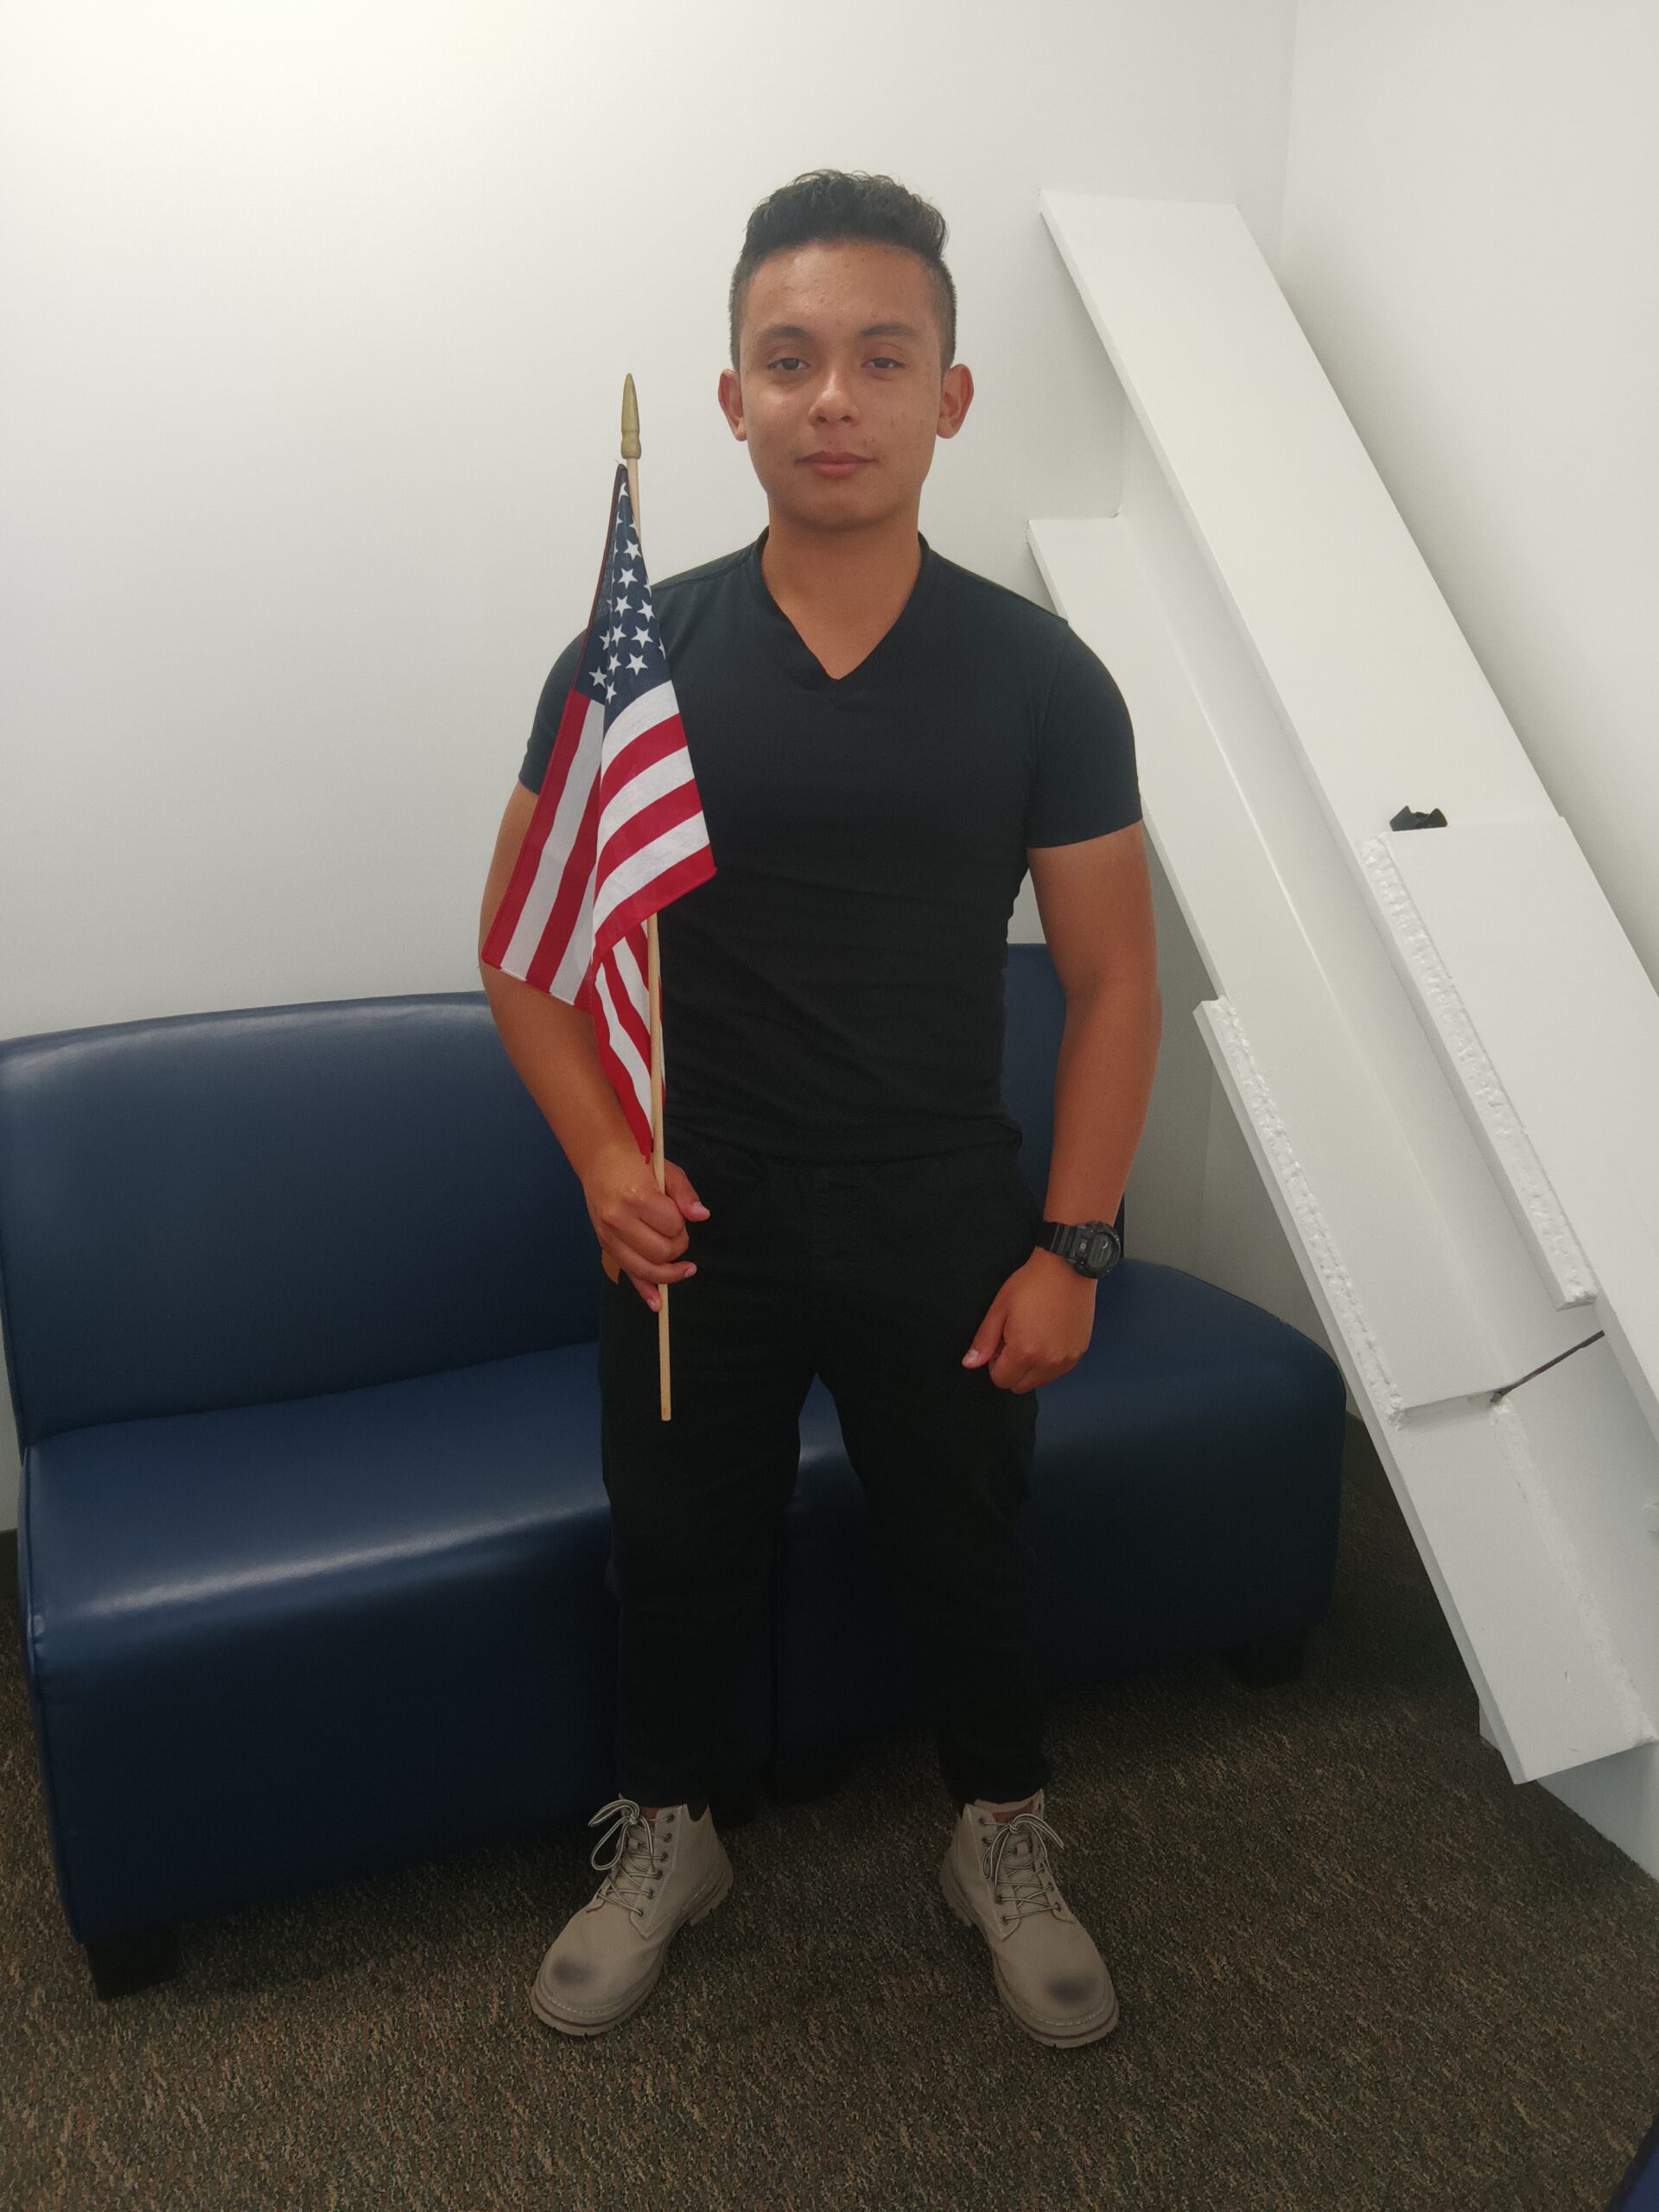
[517,526,1141,1163]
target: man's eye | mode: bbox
[765,356,903,372]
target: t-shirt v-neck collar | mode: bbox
[743,524,941,694]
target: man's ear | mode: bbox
[717,366,747,442]
[938,361,974,440]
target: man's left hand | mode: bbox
[961,1249,1096,1392]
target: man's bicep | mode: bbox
[1027,821,1157,1001]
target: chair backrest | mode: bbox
[0,994,595,1446]
[0,948,1114,1448]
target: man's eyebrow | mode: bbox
[753,321,921,345]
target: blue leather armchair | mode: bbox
[0,944,1346,1999]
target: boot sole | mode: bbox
[939,1852,1120,2048]
[530,1856,734,2037]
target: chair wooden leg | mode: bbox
[1222,1624,1309,1689]
[85,1923,181,2000]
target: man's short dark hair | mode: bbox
[728,168,957,375]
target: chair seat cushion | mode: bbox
[25,1347,607,1681]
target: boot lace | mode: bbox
[982,1807,1066,1924]
[588,1796,669,1916]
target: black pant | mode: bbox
[598,1128,1052,1813]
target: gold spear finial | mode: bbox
[620,373,640,459]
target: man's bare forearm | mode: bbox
[479,963,636,1186]
[1043,980,1161,1224]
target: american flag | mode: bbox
[480,463,716,1156]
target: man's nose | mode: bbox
[810,365,857,417]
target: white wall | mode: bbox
[1279,1,1659,1001]
[0,0,1298,1529]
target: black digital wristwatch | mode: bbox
[1037,1219,1123,1280]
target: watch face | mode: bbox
[1083,1225,1118,1274]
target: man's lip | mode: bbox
[801,453,871,463]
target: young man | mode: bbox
[479,170,1160,2047]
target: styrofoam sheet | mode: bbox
[1375,817,1659,1444]
[1030,188,1657,1792]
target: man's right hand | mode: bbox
[586,1138,709,1312]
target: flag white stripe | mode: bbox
[613,929,649,1020]
[550,870,594,1002]
[502,694,606,981]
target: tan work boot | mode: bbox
[530,1796,734,2036]
[940,1789,1120,2046]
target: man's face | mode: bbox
[717,239,972,533]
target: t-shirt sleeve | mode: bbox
[517,626,592,796]
[1025,626,1142,848]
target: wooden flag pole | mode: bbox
[621,372,673,1421]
